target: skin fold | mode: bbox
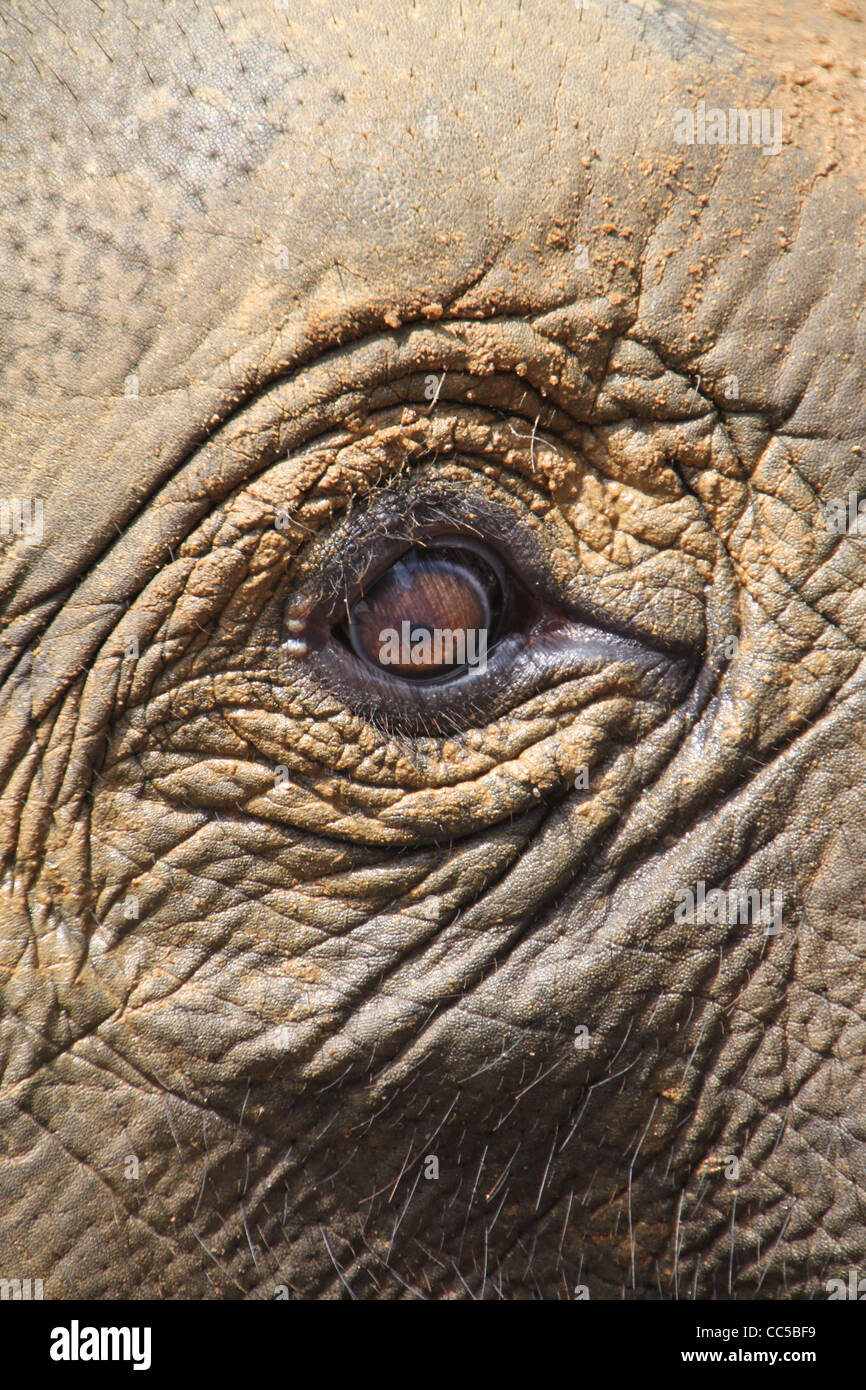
[1,0,865,1299]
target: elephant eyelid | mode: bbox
[282,481,699,736]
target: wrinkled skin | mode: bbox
[1,0,865,1300]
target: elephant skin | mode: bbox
[1,0,866,1299]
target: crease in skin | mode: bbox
[3,0,866,1302]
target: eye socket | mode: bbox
[341,540,505,683]
[284,487,697,736]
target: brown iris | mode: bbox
[346,543,503,680]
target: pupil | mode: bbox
[346,544,502,680]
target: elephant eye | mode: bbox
[341,541,505,682]
[285,492,696,736]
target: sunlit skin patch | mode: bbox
[342,540,503,681]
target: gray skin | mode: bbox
[1,0,865,1300]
